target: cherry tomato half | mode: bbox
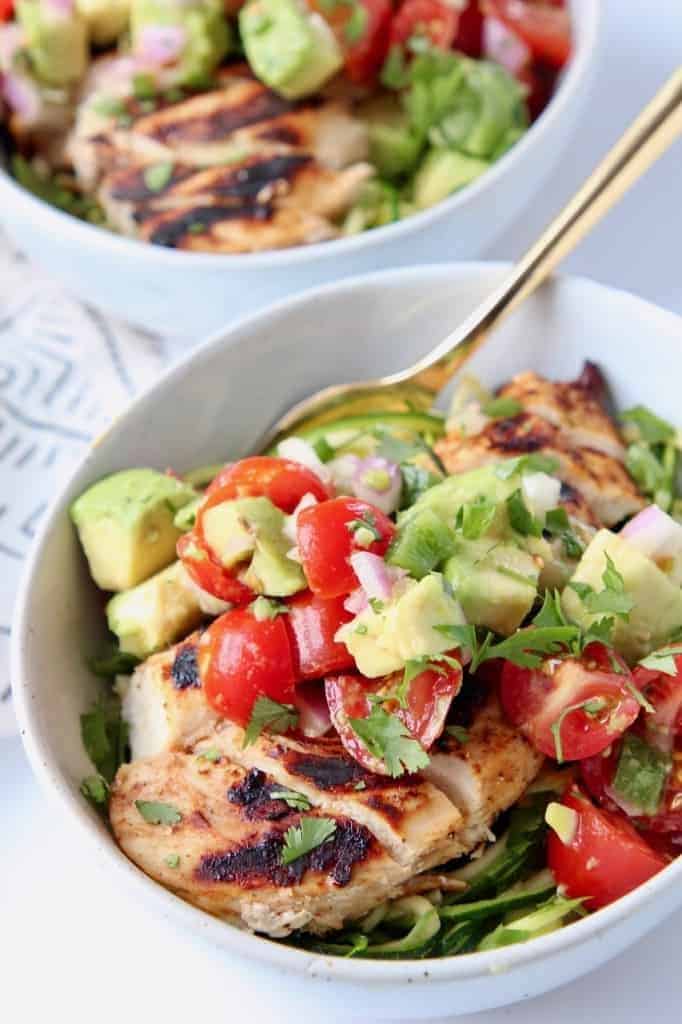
[389,0,459,52]
[177,532,253,605]
[286,591,356,680]
[0,0,13,20]
[454,0,484,56]
[484,0,571,68]
[199,608,297,726]
[547,788,666,910]
[326,658,462,774]
[500,642,640,762]
[310,0,392,85]
[297,496,396,598]
[203,456,330,514]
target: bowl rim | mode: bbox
[0,0,600,272]
[12,261,682,986]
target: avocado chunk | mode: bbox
[413,149,489,210]
[360,94,423,178]
[561,529,682,664]
[336,573,466,678]
[240,0,343,100]
[76,0,130,46]
[130,0,231,87]
[444,537,539,635]
[17,0,88,86]
[70,468,197,592]
[107,561,203,658]
[203,495,305,597]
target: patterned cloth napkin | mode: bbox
[0,234,172,735]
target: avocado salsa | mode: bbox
[73,364,682,957]
[0,0,571,252]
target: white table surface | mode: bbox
[4,1,682,1020]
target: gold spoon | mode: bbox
[260,67,682,450]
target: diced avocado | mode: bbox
[17,0,88,86]
[336,573,466,678]
[387,507,457,579]
[400,465,513,532]
[70,468,198,592]
[107,561,203,658]
[201,496,306,596]
[458,60,527,159]
[561,529,682,664]
[444,537,539,635]
[412,149,489,210]
[240,0,342,100]
[343,180,403,235]
[76,0,130,46]
[131,0,231,88]
[360,94,423,178]
[174,496,202,533]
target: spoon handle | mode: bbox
[397,66,682,393]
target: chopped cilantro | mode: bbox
[133,72,157,100]
[143,161,174,192]
[507,489,542,537]
[639,644,682,677]
[612,734,671,815]
[87,646,140,678]
[569,554,634,620]
[446,725,469,744]
[270,788,312,811]
[347,512,382,542]
[344,2,367,42]
[80,774,109,806]
[354,780,367,791]
[80,698,129,783]
[495,454,559,480]
[196,747,222,763]
[550,697,608,763]
[456,495,497,540]
[482,397,522,419]
[545,507,584,559]
[165,854,181,869]
[349,704,429,777]
[243,696,299,748]
[621,406,675,444]
[281,817,337,865]
[135,800,182,825]
[369,598,385,614]
[381,45,409,90]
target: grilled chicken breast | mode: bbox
[66,62,371,252]
[436,410,643,526]
[111,754,411,936]
[122,638,218,760]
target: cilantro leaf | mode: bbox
[612,733,671,814]
[456,495,497,540]
[143,161,174,192]
[506,489,542,537]
[270,788,312,812]
[349,705,430,777]
[544,507,584,559]
[533,590,569,629]
[135,800,183,825]
[580,616,616,649]
[400,654,460,706]
[80,698,129,783]
[400,464,440,507]
[550,697,608,763]
[570,554,634,621]
[87,646,140,678]
[344,2,367,42]
[281,817,337,865]
[347,512,382,542]
[638,644,682,677]
[243,697,299,748]
[196,746,222,763]
[481,397,522,419]
[80,774,109,806]
[621,405,675,444]
[445,725,469,744]
[475,626,580,671]
[165,854,180,869]
[434,622,478,653]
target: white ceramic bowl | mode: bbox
[12,263,682,1019]
[0,1,599,338]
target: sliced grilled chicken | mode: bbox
[111,753,411,936]
[122,638,219,760]
[498,364,626,461]
[100,153,372,247]
[200,725,465,871]
[423,686,544,842]
[435,411,643,526]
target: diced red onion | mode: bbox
[328,453,361,495]
[135,24,187,66]
[293,680,332,738]
[484,15,531,75]
[521,471,562,522]
[277,437,332,486]
[349,551,406,602]
[352,456,402,516]
[622,504,682,583]
[343,587,368,615]
[2,72,43,122]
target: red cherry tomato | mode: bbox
[199,608,297,726]
[177,532,253,605]
[297,497,396,598]
[500,642,641,762]
[389,0,459,52]
[453,0,484,56]
[547,788,667,910]
[581,656,682,835]
[484,0,571,68]
[203,456,330,514]
[0,0,13,20]
[286,591,356,681]
[310,0,392,85]
[326,658,462,774]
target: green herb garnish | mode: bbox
[270,788,312,812]
[135,800,183,825]
[80,698,129,783]
[612,733,671,815]
[281,817,337,865]
[507,489,542,537]
[482,397,522,419]
[349,705,429,777]
[143,161,174,192]
[250,596,288,621]
[243,696,299,748]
